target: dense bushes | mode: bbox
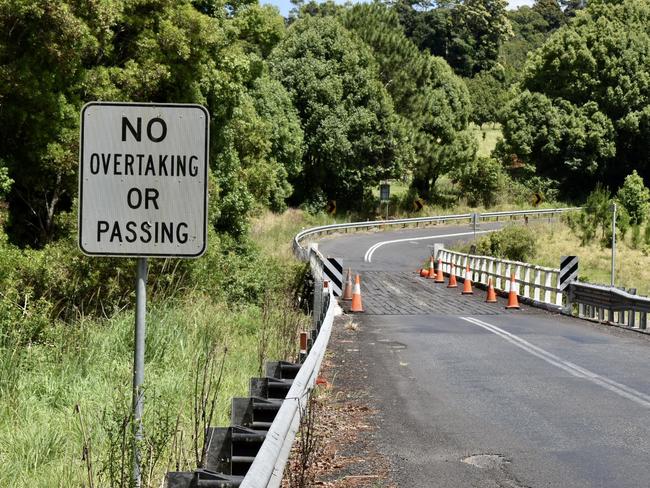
[0,225,305,346]
[475,225,537,262]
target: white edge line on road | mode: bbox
[364,230,496,263]
[461,316,650,408]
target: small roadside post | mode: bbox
[610,202,617,287]
[380,183,390,220]
[471,212,479,241]
[78,102,209,487]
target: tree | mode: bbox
[342,3,475,200]
[465,66,509,126]
[617,171,650,225]
[500,0,650,197]
[533,0,565,30]
[450,0,513,75]
[0,0,300,243]
[269,16,411,207]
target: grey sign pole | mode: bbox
[132,257,147,487]
[611,203,617,287]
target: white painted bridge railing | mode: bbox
[436,249,564,309]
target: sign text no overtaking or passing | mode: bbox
[79,102,209,257]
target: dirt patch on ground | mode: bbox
[283,315,396,487]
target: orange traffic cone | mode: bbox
[426,256,436,279]
[419,268,429,278]
[462,264,473,295]
[350,274,364,313]
[506,273,520,309]
[447,263,458,288]
[434,258,445,283]
[342,268,353,301]
[486,278,497,303]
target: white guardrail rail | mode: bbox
[241,245,333,488]
[293,207,579,260]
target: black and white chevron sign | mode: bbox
[559,255,579,291]
[323,257,343,296]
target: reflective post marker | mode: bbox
[133,257,147,487]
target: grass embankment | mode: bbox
[0,210,323,488]
[532,221,650,296]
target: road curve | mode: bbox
[318,224,650,488]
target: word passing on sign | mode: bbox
[79,102,209,257]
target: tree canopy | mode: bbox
[269,15,412,208]
[500,0,650,197]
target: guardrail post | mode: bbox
[640,313,647,330]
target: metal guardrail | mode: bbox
[568,282,650,330]
[165,247,335,487]
[240,247,333,487]
[437,249,563,309]
[293,207,579,259]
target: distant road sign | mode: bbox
[380,183,390,202]
[413,198,424,211]
[532,192,543,206]
[79,102,209,257]
[326,200,336,215]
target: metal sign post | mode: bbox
[380,183,390,220]
[78,102,209,487]
[472,213,479,241]
[611,203,617,287]
[133,257,147,485]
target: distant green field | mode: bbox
[371,180,410,198]
[469,123,502,158]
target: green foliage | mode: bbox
[269,15,411,208]
[394,0,513,77]
[616,170,650,225]
[465,66,510,126]
[475,224,538,261]
[451,156,504,207]
[342,3,475,201]
[0,0,300,245]
[568,185,630,248]
[501,0,650,197]
[500,91,616,195]
[450,0,513,76]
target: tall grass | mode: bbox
[0,210,313,487]
[532,221,650,296]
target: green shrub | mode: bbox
[616,170,650,225]
[475,225,537,262]
[451,156,504,208]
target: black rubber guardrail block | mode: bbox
[249,377,292,400]
[165,469,243,487]
[231,397,282,430]
[265,360,301,380]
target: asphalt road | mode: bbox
[318,224,650,488]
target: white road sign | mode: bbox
[79,102,209,257]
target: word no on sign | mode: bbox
[79,102,209,257]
